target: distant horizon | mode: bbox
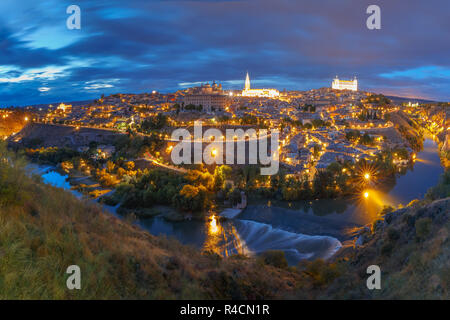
[3,84,442,109]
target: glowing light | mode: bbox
[241,72,280,98]
[364,173,370,181]
[364,191,369,199]
[24,117,29,121]
[332,76,358,91]
[209,215,219,234]
[211,148,218,157]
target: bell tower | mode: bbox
[245,72,251,90]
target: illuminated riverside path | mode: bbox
[34,137,444,266]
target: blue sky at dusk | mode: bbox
[1,0,450,106]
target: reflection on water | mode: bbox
[203,217,250,258]
[136,214,343,265]
[27,164,82,197]
[239,138,445,240]
[28,139,444,265]
[230,220,341,265]
[387,138,444,204]
[41,171,73,190]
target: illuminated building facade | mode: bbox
[57,103,72,113]
[332,76,358,91]
[181,94,228,112]
[241,72,280,98]
[180,81,229,112]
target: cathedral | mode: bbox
[241,72,280,98]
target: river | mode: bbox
[31,138,444,265]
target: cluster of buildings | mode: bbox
[12,73,425,180]
[279,111,388,177]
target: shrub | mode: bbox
[402,213,415,227]
[259,250,288,268]
[380,205,395,216]
[387,228,400,242]
[300,259,340,287]
[381,242,394,256]
[415,217,432,240]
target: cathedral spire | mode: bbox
[245,71,250,90]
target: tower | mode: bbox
[245,72,250,90]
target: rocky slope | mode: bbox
[324,197,449,299]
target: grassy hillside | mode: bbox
[0,143,448,299]
[323,196,449,299]
[388,111,423,151]
[0,144,303,299]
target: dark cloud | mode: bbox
[1,0,449,106]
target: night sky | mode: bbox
[1,0,450,106]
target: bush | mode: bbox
[300,259,340,287]
[425,170,450,200]
[380,205,395,216]
[415,217,432,240]
[381,242,394,256]
[259,250,288,269]
[402,213,415,227]
[387,228,400,242]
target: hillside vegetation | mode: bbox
[388,111,423,151]
[0,144,301,299]
[322,196,449,299]
[0,143,448,299]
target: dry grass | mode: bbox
[0,144,301,299]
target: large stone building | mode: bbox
[181,94,228,112]
[332,76,358,91]
[180,82,229,112]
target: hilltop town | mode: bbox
[4,77,447,173]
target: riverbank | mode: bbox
[24,137,444,266]
[29,163,342,265]
[1,156,305,299]
[3,145,448,299]
[18,135,441,265]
